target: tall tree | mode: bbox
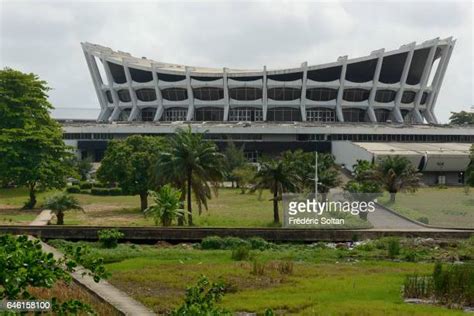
[156,127,224,225]
[344,160,381,194]
[223,142,246,187]
[0,68,72,208]
[449,111,474,125]
[97,135,163,211]
[372,155,421,203]
[252,158,299,224]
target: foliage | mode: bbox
[66,185,81,193]
[345,160,382,194]
[80,181,93,189]
[90,187,122,196]
[387,238,401,259]
[200,236,272,250]
[97,135,163,211]
[251,258,266,276]
[417,217,430,225]
[231,245,251,261]
[145,185,184,226]
[0,68,73,208]
[74,157,93,181]
[171,276,230,316]
[43,192,83,225]
[449,111,474,125]
[201,236,225,250]
[223,142,247,184]
[277,259,294,275]
[98,229,124,249]
[156,126,224,225]
[372,155,421,202]
[466,144,474,187]
[231,164,257,194]
[248,237,271,250]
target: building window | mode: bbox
[105,90,113,103]
[161,107,187,121]
[141,108,156,121]
[118,108,131,121]
[117,90,131,102]
[343,89,370,102]
[306,108,336,122]
[194,107,224,121]
[267,88,301,101]
[161,88,188,101]
[375,90,396,103]
[229,107,263,121]
[458,172,465,184]
[193,87,224,101]
[342,108,365,122]
[306,88,338,101]
[374,109,391,122]
[244,151,260,163]
[136,89,156,102]
[229,87,262,101]
[267,107,302,121]
[401,91,416,104]
[420,92,428,105]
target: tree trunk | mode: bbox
[26,182,37,209]
[187,168,193,226]
[57,211,64,225]
[139,191,148,211]
[178,186,185,226]
[273,182,280,224]
[389,192,396,203]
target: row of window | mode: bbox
[64,132,474,143]
[106,88,429,104]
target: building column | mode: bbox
[426,39,454,124]
[100,55,121,122]
[151,63,164,122]
[335,56,347,122]
[367,49,384,122]
[81,47,107,122]
[123,59,139,121]
[300,61,308,121]
[185,67,195,121]
[262,65,268,121]
[393,42,416,123]
[413,38,439,124]
[223,68,230,121]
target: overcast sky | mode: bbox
[1,0,472,122]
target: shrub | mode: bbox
[432,263,474,306]
[66,186,80,194]
[92,182,108,188]
[90,188,122,196]
[79,189,90,194]
[201,236,224,250]
[387,238,401,258]
[417,217,429,225]
[144,186,183,226]
[231,246,251,261]
[251,258,265,276]
[403,250,418,262]
[223,237,249,249]
[79,182,92,189]
[248,237,271,250]
[98,229,124,248]
[171,276,230,316]
[403,274,433,299]
[277,259,294,275]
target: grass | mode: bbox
[0,187,370,228]
[378,187,474,229]
[49,237,474,315]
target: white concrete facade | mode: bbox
[81,37,454,124]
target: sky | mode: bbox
[1,0,472,122]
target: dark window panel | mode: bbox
[193,87,224,101]
[229,87,262,101]
[136,89,157,102]
[307,66,342,82]
[161,88,188,101]
[130,68,153,83]
[306,88,338,101]
[267,88,301,101]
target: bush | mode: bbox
[403,250,418,262]
[90,188,122,196]
[248,237,271,250]
[387,238,401,259]
[201,236,224,250]
[92,182,108,188]
[98,229,124,248]
[66,186,80,193]
[223,237,250,249]
[417,217,429,225]
[79,182,92,189]
[231,246,251,261]
[80,189,90,194]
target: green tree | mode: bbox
[316,153,342,199]
[449,111,474,125]
[232,164,257,194]
[0,68,73,208]
[223,142,246,187]
[345,160,381,193]
[75,156,93,181]
[252,158,298,224]
[373,156,421,203]
[97,135,163,211]
[145,185,184,226]
[43,192,83,225]
[156,127,224,225]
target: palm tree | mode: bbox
[252,158,299,224]
[314,153,341,201]
[43,193,83,225]
[373,155,421,203]
[145,185,184,226]
[156,127,224,226]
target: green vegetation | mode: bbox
[0,68,73,209]
[43,192,83,225]
[467,144,474,187]
[449,110,474,125]
[98,229,125,249]
[145,185,184,226]
[48,237,474,315]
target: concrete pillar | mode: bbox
[393,42,416,123]
[81,48,107,121]
[122,60,139,121]
[300,61,308,121]
[262,65,268,121]
[185,67,195,121]
[223,68,230,121]
[335,56,347,122]
[100,55,121,122]
[152,63,164,122]
[367,49,384,122]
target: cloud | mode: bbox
[1,0,472,122]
